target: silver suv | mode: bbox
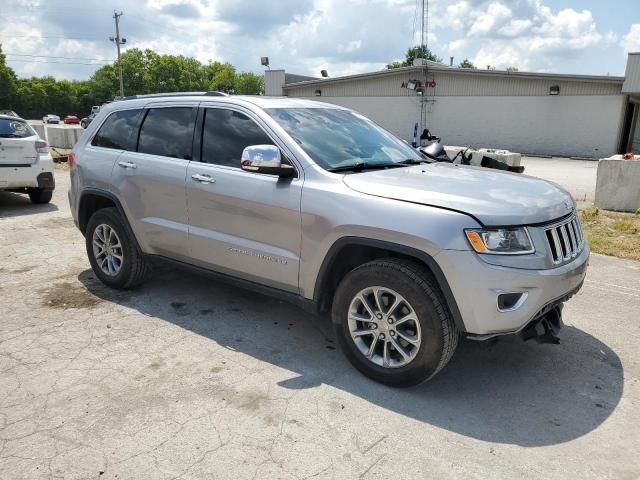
[68,93,589,386]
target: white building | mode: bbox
[265,53,640,159]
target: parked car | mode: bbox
[63,115,80,124]
[80,113,96,129]
[0,109,20,118]
[0,115,54,203]
[68,93,588,386]
[42,114,60,124]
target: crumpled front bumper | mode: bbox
[435,244,589,336]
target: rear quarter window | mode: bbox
[0,118,36,138]
[91,109,142,150]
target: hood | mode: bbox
[342,163,574,226]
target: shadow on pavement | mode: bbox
[0,190,59,217]
[78,265,623,448]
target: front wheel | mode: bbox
[332,259,458,387]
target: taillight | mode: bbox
[35,140,48,154]
[68,152,76,167]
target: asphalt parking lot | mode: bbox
[1,171,639,480]
[521,156,597,202]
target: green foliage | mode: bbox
[234,72,264,95]
[0,44,18,108]
[387,45,443,69]
[506,66,519,72]
[2,47,264,118]
[458,58,476,69]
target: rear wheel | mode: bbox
[27,188,52,204]
[85,207,150,289]
[332,258,458,387]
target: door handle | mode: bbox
[118,160,137,169]
[191,173,215,184]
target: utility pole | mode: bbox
[420,0,424,54]
[110,11,126,97]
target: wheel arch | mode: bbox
[78,189,142,251]
[313,237,466,332]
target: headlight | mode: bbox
[465,228,534,255]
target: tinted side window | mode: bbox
[138,107,195,160]
[91,109,142,150]
[201,109,273,167]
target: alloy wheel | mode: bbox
[347,286,422,368]
[92,224,123,276]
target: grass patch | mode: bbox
[579,206,640,261]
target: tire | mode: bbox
[332,258,458,387]
[80,121,87,129]
[85,207,150,289]
[28,188,53,204]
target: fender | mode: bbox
[313,236,466,333]
[78,188,144,252]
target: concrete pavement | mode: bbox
[0,171,638,479]
[521,156,597,202]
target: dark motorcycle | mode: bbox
[418,130,525,173]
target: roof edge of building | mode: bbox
[282,65,625,89]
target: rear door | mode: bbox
[186,105,303,292]
[0,118,37,167]
[110,104,196,260]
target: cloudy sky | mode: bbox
[1,0,639,80]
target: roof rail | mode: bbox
[115,91,229,101]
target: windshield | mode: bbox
[266,108,421,170]
[0,118,36,138]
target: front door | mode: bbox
[186,106,302,292]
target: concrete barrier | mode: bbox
[595,159,640,212]
[444,146,522,167]
[29,122,47,140]
[44,125,83,148]
[26,121,83,147]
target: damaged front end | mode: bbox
[519,304,564,344]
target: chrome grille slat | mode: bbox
[545,215,584,265]
[550,228,562,263]
[568,220,578,255]
[560,224,571,260]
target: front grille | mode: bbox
[544,215,584,265]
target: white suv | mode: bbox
[0,115,55,204]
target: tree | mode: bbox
[387,45,443,69]
[458,58,476,69]
[0,44,17,108]
[506,66,519,72]
[4,48,266,117]
[206,62,236,93]
[234,72,263,95]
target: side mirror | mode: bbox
[241,145,295,177]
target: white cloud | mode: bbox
[468,2,512,37]
[446,1,472,31]
[621,24,640,54]
[441,1,616,71]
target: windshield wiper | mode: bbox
[327,162,407,173]
[399,158,431,165]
